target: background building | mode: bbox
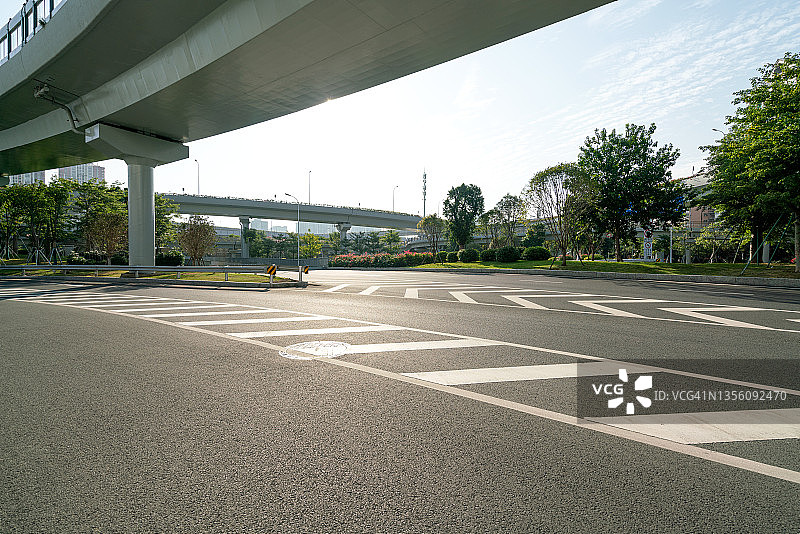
[58,163,105,184]
[8,170,45,185]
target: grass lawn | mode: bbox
[415,260,800,279]
[0,269,292,283]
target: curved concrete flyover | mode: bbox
[0,0,611,173]
[0,0,611,264]
[164,194,421,230]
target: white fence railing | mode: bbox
[0,263,312,283]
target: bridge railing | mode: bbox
[1,0,66,66]
[0,263,306,281]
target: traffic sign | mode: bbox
[266,264,277,275]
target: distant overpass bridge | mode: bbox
[0,0,611,264]
[164,193,421,258]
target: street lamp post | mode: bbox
[392,185,399,212]
[285,193,301,280]
[194,159,200,195]
[308,170,311,204]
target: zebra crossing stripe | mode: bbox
[342,338,502,354]
[81,300,197,308]
[181,315,332,326]
[404,362,657,385]
[230,325,404,339]
[139,308,279,318]
[587,408,800,444]
[110,304,239,313]
[323,284,349,293]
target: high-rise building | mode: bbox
[8,171,45,185]
[58,163,105,184]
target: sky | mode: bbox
[3,0,800,230]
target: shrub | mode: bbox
[109,252,129,265]
[523,246,550,261]
[446,251,459,263]
[435,251,448,263]
[458,248,479,263]
[156,249,184,266]
[66,252,87,265]
[495,245,520,263]
[329,251,434,268]
[480,249,496,261]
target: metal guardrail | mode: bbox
[1,0,66,65]
[0,263,312,283]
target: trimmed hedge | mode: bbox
[436,251,448,263]
[329,251,434,268]
[495,245,520,263]
[480,249,496,261]
[458,248,479,263]
[523,246,550,261]
[156,249,184,266]
[446,251,459,263]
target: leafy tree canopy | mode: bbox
[443,183,484,250]
[578,123,685,261]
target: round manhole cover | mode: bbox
[279,341,351,360]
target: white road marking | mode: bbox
[404,362,657,385]
[404,286,506,299]
[588,408,800,444]
[343,338,503,354]
[322,284,349,293]
[450,291,477,304]
[501,295,548,309]
[80,300,197,308]
[571,299,669,318]
[181,315,332,326]
[660,307,773,330]
[139,308,278,318]
[111,304,239,313]
[230,325,404,338]
[359,286,382,295]
[17,288,800,482]
[326,358,800,484]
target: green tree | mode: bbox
[494,194,526,247]
[524,163,584,266]
[520,223,546,248]
[178,215,217,265]
[417,214,447,259]
[578,123,685,262]
[477,209,502,249]
[443,183,484,250]
[154,194,179,250]
[380,230,402,253]
[0,185,25,257]
[703,53,800,271]
[88,212,128,264]
[300,232,322,257]
[325,231,344,255]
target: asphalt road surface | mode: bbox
[1,270,799,532]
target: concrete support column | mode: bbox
[336,222,351,243]
[240,216,250,259]
[128,163,155,266]
[86,124,189,268]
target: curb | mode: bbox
[0,275,307,289]
[327,267,800,288]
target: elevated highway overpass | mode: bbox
[0,0,612,264]
[164,193,421,258]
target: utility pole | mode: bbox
[422,170,427,217]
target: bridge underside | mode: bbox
[0,0,611,174]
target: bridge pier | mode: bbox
[239,216,250,259]
[336,222,352,244]
[128,163,156,266]
[86,124,189,266]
